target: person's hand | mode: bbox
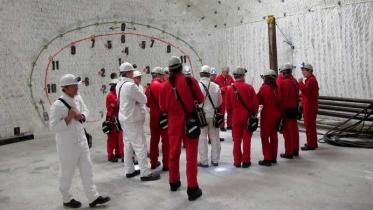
[70,107,83,121]
[298,78,303,83]
[65,109,76,125]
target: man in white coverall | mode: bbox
[198,65,223,167]
[116,62,160,181]
[49,74,110,208]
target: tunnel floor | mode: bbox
[0,129,372,210]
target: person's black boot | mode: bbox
[271,159,277,164]
[170,181,181,191]
[220,127,226,132]
[198,162,209,168]
[151,161,161,169]
[293,151,299,157]
[89,196,111,207]
[63,199,81,209]
[126,170,140,178]
[227,126,232,130]
[220,138,225,142]
[234,163,241,168]
[108,157,118,163]
[242,162,251,168]
[211,162,219,167]
[258,160,272,167]
[280,153,293,159]
[140,173,160,181]
[162,167,169,172]
[187,186,202,201]
[301,144,316,151]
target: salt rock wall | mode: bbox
[215,1,373,97]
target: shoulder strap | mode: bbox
[117,81,126,107]
[58,98,71,110]
[231,84,253,116]
[200,82,216,109]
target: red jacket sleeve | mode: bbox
[257,85,265,105]
[249,86,259,114]
[299,77,318,97]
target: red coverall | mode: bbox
[145,78,169,168]
[159,73,204,187]
[277,74,300,155]
[215,74,234,128]
[105,90,124,160]
[257,83,281,161]
[299,74,319,149]
[226,80,259,165]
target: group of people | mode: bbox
[49,55,319,208]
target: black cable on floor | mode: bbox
[318,103,373,148]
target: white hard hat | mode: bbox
[261,69,277,78]
[151,67,164,75]
[233,66,247,75]
[183,66,192,75]
[119,62,135,72]
[133,70,142,78]
[109,78,119,84]
[279,64,294,72]
[162,67,169,74]
[59,74,80,87]
[210,67,217,75]
[300,62,313,71]
[200,65,211,74]
[168,56,182,70]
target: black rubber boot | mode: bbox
[126,170,140,178]
[89,196,110,207]
[258,160,272,167]
[234,163,241,168]
[170,181,181,191]
[301,144,316,151]
[187,186,202,201]
[280,153,293,159]
[63,199,81,209]
[108,157,118,163]
[293,151,299,157]
[242,162,251,168]
[151,161,161,169]
[198,162,209,168]
[140,173,160,182]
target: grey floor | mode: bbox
[0,128,372,210]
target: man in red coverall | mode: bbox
[299,63,319,150]
[226,67,259,168]
[105,79,124,162]
[215,67,234,131]
[159,56,204,201]
[145,67,169,171]
[277,64,300,159]
[257,70,281,166]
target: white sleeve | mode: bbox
[216,85,223,107]
[131,84,147,105]
[49,102,69,132]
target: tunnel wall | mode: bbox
[215,1,373,98]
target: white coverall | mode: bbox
[116,77,151,177]
[49,93,99,203]
[198,78,223,165]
